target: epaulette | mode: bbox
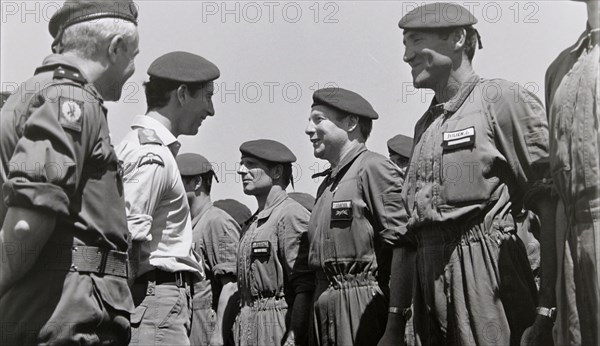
[53,65,87,84]
[138,128,164,146]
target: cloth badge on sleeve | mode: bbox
[251,241,271,256]
[331,200,352,221]
[137,152,164,168]
[442,127,475,150]
[58,97,83,132]
[138,128,163,145]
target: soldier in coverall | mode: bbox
[177,153,240,346]
[382,3,555,345]
[0,1,139,344]
[306,87,412,346]
[234,139,315,346]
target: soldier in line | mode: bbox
[0,0,139,344]
[116,51,219,345]
[234,139,314,346]
[306,88,412,346]
[288,192,316,213]
[524,0,600,345]
[213,199,252,228]
[387,134,413,172]
[177,153,240,346]
[382,3,555,345]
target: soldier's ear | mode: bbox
[194,176,203,192]
[452,28,467,51]
[346,114,359,132]
[176,85,188,105]
[107,35,126,63]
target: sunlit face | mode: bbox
[178,82,215,136]
[107,31,140,101]
[402,30,454,89]
[237,156,274,196]
[305,105,351,163]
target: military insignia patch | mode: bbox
[138,152,165,168]
[138,128,163,145]
[58,97,83,132]
[331,200,352,221]
[251,241,271,256]
[442,127,475,150]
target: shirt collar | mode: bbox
[330,143,368,179]
[191,202,214,228]
[131,112,179,147]
[256,189,289,220]
[36,54,103,102]
[571,24,600,54]
[439,73,481,114]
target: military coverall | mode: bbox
[546,26,600,346]
[403,73,549,345]
[116,114,203,345]
[190,203,239,345]
[309,144,409,346]
[0,54,134,345]
[235,190,314,346]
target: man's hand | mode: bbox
[521,316,554,346]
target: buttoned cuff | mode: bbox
[3,179,69,215]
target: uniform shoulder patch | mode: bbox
[138,152,164,168]
[138,128,164,146]
[58,96,84,132]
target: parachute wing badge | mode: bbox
[138,152,164,168]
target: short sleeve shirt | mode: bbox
[402,74,550,230]
[116,114,202,276]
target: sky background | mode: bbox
[0,0,587,211]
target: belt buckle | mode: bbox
[175,272,184,287]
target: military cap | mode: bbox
[148,51,220,84]
[289,192,316,213]
[387,134,413,158]
[398,2,478,29]
[213,199,252,227]
[240,139,296,164]
[49,0,138,38]
[176,153,219,182]
[312,88,379,120]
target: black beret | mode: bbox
[387,134,413,158]
[288,192,316,213]
[398,2,477,29]
[240,139,296,164]
[312,87,379,120]
[147,51,220,84]
[213,199,252,228]
[176,153,218,182]
[49,0,138,38]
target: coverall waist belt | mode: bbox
[320,271,378,289]
[241,295,288,311]
[413,213,510,247]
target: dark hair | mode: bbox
[181,172,213,194]
[265,162,293,189]
[357,117,373,140]
[144,78,209,111]
[433,26,478,62]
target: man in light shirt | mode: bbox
[116,51,220,345]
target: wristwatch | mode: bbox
[389,307,412,320]
[536,307,556,322]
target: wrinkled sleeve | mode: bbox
[360,155,410,247]
[203,210,240,277]
[3,86,98,215]
[278,203,314,295]
[489,81,552,205]
[120,146,168,242]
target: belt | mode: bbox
[43,245,129,278]
[137,269,192,288]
